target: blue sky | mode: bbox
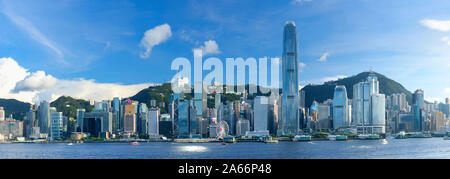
[0,0,450,103]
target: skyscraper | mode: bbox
[50,112,63,140]
[412,89,425,132]
[38,101,51,134]
[138,103,149,135]
[112,97,121,133]
[148,108,160,136]
[253,96,269,134]
[281,21,300,136]
[333,85,349,129]
[0,107,4,121]
[176,99,190,138]
[76,109,85,132]
[352,72,386,134]
[123,99,136,134]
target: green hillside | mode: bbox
[0,99,31,120]
[50,96,94,118]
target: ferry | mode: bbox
[395,131,408,139]
[262,136,279,144]
[336,135,348,141]
[328,135,337,141]
[223,136,236,143]
[409,132,432,138]
[358,134,380,140]
[293,135,311,142]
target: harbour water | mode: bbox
[1,138,450,159]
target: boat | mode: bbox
[336,135,348,141]
[223,136,236,143]
[357,134,370,140]
[444,132,450,140]
[328,135,337,141]
[395,131,408,139]
[357,134,380,140]
[293,135,311,142]
[221,142,228,145]
[368,134,380,140]
[130,141,140,146]
[432,132,446,137]
[67,143,73,146]
[409,132,432,138]
[263,136,279,144]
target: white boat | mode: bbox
[67,143,73,146]
[358,134,370,140]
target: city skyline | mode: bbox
[0,0,450,104]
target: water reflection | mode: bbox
[382,139,389,145]
[179,145,208,152]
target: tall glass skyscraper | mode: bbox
[39,101,51,134]
[412,89,425,132]
[76,109,85,132]
[333,85,349,129]
[281,21,300,135]
[177,99,190,138]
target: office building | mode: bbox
[352,71,386,134]
[412,89,425,132]
[333,85,349,129]
[281,21,300,136]
[38,101,51,134]
[76,109,85,132]
[0,107,4,121]
[50,112,63,140]
[123,99,136,134]
[148,108,160,136]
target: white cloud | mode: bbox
[321,75,347,83]
[442,37,450,45]
[0,57,37,102]
[299,85,304,90]
[425,97,443,103]
[445,88,450,93]
[420,19,450,32]
[318,52,330,62]
[2,1,64,57]
[0,57,152,103]
[13,71,57,92]
[139,24,172,59]
[292,0,313,5]
[193,40,220,56]
[36,79,153,103]
[299,62,306,72]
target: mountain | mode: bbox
[50,96,94,119]
[301,71,413,108]
[129,83,173,113]
[0,99,31,120]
